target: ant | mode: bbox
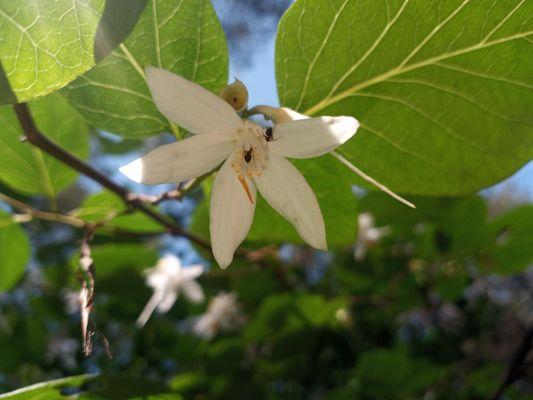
[244,149,253,163]
[263,127,278,143]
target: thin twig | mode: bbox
[0,192,85,227]
[133,173,212,205]
[490,326,533,400]
[0,192,162,237]
[13,103,212,250]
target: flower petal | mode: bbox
[120,134,234,185]
[270,116,359,158]
[181,264,204,280]
[146,66,243,135]
[181,280,205,304]
[156,290,178,313]
[253,154,327,250]
[210,157,256,268]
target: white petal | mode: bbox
[146,66,243,135]
[181,264,204,280]
[156,289,178,313]
[136,291,163,327]
[210,157,256,268]
[270,116,359,158]
[253,154,327,250]
[181,280,205,304]
[120,134,234,185]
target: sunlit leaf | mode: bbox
[276,0,533,195]
[0,0,105,104]
[63,0,228,138]
[0,94,89,197]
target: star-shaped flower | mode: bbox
[136,254,204,327]
[120,67,359,268]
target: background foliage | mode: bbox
[0,0,532,399]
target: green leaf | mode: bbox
[86,243,159,277]
[0,374,95,400]
[481,204,533,274]
[72,191,124,222]
[0,0,105,104]
[63,0,229,138]
[73,191,165,233]
[0,212,14,228]
[0,374,172,399]
[355,349,413,397]
[0,62,16,104]
[0,211,30,292]
[276,0,533,195]
[0,93,89,197]
[94,0,148,62]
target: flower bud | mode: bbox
[248,105,308,123]
[220,79,249,112]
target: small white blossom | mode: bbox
[188,292,245,340]
[136,254,204,327]
[354,212,391,260]
[120,67,359,268]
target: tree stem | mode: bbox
[12,103,211,251]
[490,326,533,400]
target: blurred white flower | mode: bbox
[120,67,359,268]
[136,254,204,327]
[354,212,391,260]
[188,292,246,340]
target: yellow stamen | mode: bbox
[238,175,254,204]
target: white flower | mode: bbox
[354,212,391,260]
[120,67,359,268]
[136,254,204,327]
[188,292,245,341]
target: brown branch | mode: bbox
[490,326,533,400]
[0,192,86,227]
[134,173,212,205]
[0,192,165,238]
[13,103,211,250]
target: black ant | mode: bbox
[263,127,277,142]
[244,149,253,163]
